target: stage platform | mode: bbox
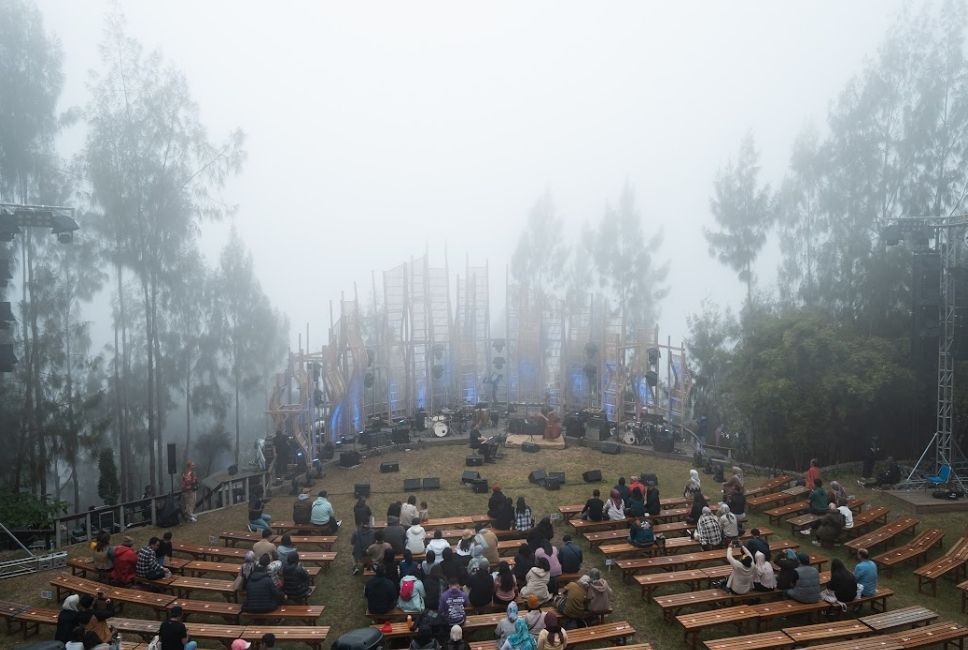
[881,489,968,514]
[504,434,566,450]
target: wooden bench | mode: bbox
[747,485,809,511]
[744,475,794,498]
[782,619,874,645]
[371,610,511,637]
[68,555,190,577]
[1,604,58,639]
[914,535,968,595]
[889,620,968,650]
[959,579,968,613]
[765,500,809,524]
[154,575,238,601]
[874,529,944,574]
[702,630,793,650]
[174,541,336,567]
[859,606,939,632]
[616,540,800,582]
[241,624,331,650]
[467,620,635,650]
[181,559,322,583]
[785,499,866,535]
[219,530,337,549]
[634,568,708,599]
[585,521,690,546]
[655,588,782,622]
[164,596,324,625]
[559,496,694,520]
[846,506,891,536]
[599,527,775,559]
[846,517,920,554]
[50,573,177,613]
[797,638,903,650]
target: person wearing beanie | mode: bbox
[292,492,313,525]
[522,595,546,640]
[447,624,471,650]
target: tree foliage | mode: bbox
[96,448,120,506]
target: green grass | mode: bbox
[2,441,966,649]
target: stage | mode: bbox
[881,489,968,514]
[504,434,566,450]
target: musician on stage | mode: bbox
[539,406,562,441]
[470,428,497,463]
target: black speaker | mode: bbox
[167,443,177,475]
[544,476,562,490]
[472,478,489,494]
[641,472,658,486]
[380,461,399,473]
[340,451,361,468]
[601,442,621,455]
[462,470,481,484]
[354,483,371,498]
[423,477,440,490]
[466,456,483,467]
[653,428,675,453]
[564,414,585,438]
[582,469,603,483]
[522,442,540,453]
[598,419,612,441]
[529,469,547,484]
[548,471,565,484]
[391,427,411,444]
[404,478,422,491]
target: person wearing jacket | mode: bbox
[242,557,284,613]
[110,536,137,585]
[814,503,846,547]
[407,521,427,555]
[725,542,754,595]
[353,497,372,528]
[351,523,376,576]
[310,490,339,533]
[292,492,313,525]
[466,563,495,608]
[693,507,723,549]
[493,561,518,606]
[495,602,520,648]
[364,565,398,615]
[280,552,311,603]
[401,495,420,527]
[585,568,612,615]
[719,503,740,542]
[644,484,661,517]
[398,571,426,613]
[785,553,821,603]
[512,543,534,587]
[557,535,583,574]
[624,488,645,518]
[55,594,93,643]
[752,551,776,591]
[556,577,587,621]
[774,549,800,591]
[438,577,469,626]
[605,490,625,521]
[383,518,407,555]
[519,557,551,604]
[494,496,515,531]
[476,523,500,566]
[537,612,567,650]
[824,558,858,604]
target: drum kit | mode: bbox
[427,404,493,438]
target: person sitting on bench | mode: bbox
[136,537,171,580]
[470,428,497,463]
[243,554,285,613]
[580,489,605,521]
[628,514,665,551]
[310,490,340,533]
[807,479,828,515]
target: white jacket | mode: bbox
[406,525,426,554]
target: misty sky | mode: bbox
[38,1,907,350]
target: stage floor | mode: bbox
[504,434,566,450]
[881,489,968,514]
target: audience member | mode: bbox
[522,595,546,637]
[725,542,754,595]
[351,522,376,576]
[692,507,723,550]
[383,516,407,555]
[418,501,430,522]
[514,497,535,532]
[292,491,313,525]
[55,594,92,644]
[752,551,776,591]
[805,458,822,488]
[276,534,297,564]
[158,605,197,650]
[110,536,137,585]
[859,457,901,489]
[156,531,173,567]
[604,489,625,521]
[535,541,562,592]
[785,553,820,603]
[477,522,500,566]
[537,612,567,650]
[281,552,311,603]
[455,530,475,563]
[520,556,551,604]
[493,561,518,606]
[310,490,340,533]
[242,554,284,613]
[513,543,534,587]
[364,565,398,615]
[580,489,604,521]
[807,479,828,515]
[136,537,171,580]
[438,577,469,626]
[558,534,582,574]
[401,495,420,526]
[494,496,515,531]
[774,549,800,591]
[232,550,257,592]
[744,528,770,558]
[447,625,471,650]
[827,481,850,507]
[426,529,449,563]
[613,477,629,503]
[718,503,739,543]
[683,469,702,500]
[400,548,418,580]
[467,545,489,575]
[353,497,372,528]
[585,568,612,617]
[90,531,113,581]
[405,520,427,555]
[822,558,857,605]
[645,483,661,517]
[495,603,520,648]
[854,548,878,597]
[248,491,272,532]
[398,569,426,613]
[252,529,277,561]
[488,486,506,519]
[624,487,645,517]
[383,547,401,585]
[556,575,587,621]
[685,492,708,525]
[387,501,403,522]
[466,560,495,607]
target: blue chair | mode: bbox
[925,464,951,488]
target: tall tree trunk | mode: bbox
[26,233,46,499]
[65,300,79,513]
[114,260,132,501]
[185,341,192,464]
[15,234,31,493]
[151,272,164,489]
[142,277,157,494]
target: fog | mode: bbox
[39,0,904,345]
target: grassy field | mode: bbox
[2,439,966,649]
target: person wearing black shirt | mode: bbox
[158,606,197,650]
[614,477,630,503]
[645,485,661,517]
[364,565,398,615]
[353,497,372,528]
[465,564,495,607]
[580,489,605,521]
[488,487,506,519]
[744,528,770,559]
[156,531,173,567]
[493,496,514,530]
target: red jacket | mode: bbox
[111,544,137,584]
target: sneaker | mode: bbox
[352,566,361,576]
[812,540,821,546]
[190,515,198,522]
[800,528,812,535]
[336,520,343,528]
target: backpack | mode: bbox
[400,577,416,600]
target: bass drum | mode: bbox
[621,425,638,446]
[433,421,450,438]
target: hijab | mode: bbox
[609,489,623,509]
[508,617,537,650]
[506,601,519,622]
[732,467,744,485]
[719,503,734,522]
[544,611,564,646]
[689,469,701,486]
[450,625,464,642]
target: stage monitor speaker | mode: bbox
[340,451,361,468]
[548,471,565,484]
[600,442,621,455]
[466,456,483,467]
[227,464,238,476]
[472,478,489,494]
[354,483,371,498]
[167,443,177,475]
[598,420,612,441]
[544,476,562,490]
[528,469,547,484]
[522,442,540,453]
[582,469,603,483]
[404,478,422,491]
[653,428,675,453]
[641,472,658,486]
[422,477,441,490]
[564,415,584,438]
[462,470,481,484]
[391,427,411,444]
[380,461,399,473]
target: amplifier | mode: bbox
[340,451,361,467]
[380,461,399,473]
[465,456,483,467]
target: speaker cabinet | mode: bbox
[380,461,400,473]
[528,469,547,484]
[600,442,621,455]
[354,483,370,498]
[466,456,483,467]
[548,471,565,484]
[472,478,489,494]
[340,451,361,468]
[391,427,411,444]
[404,478,422,491]
[462,470,481,484]
[167,443,177,475]
[422,477,441,490]
[653,428,675,453]
[522,442,540,453]
[544,476,562,490]
[582,469,603,483]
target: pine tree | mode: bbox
[97,448,120,506]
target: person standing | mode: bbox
[805,459,822,489]
[181,461,198,522]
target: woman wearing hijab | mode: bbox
[447,625,471,650]
[233,550,257,592]
[605,489,625,521]
[685,492,709,525]
[467,544,488,575]
[495,602,520,647]
[752,551,776,591]
[502,614,538,650]
[719,503,739,543]
[827,481,850,507]
[537,611,568,650]
[683,469,702,499]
